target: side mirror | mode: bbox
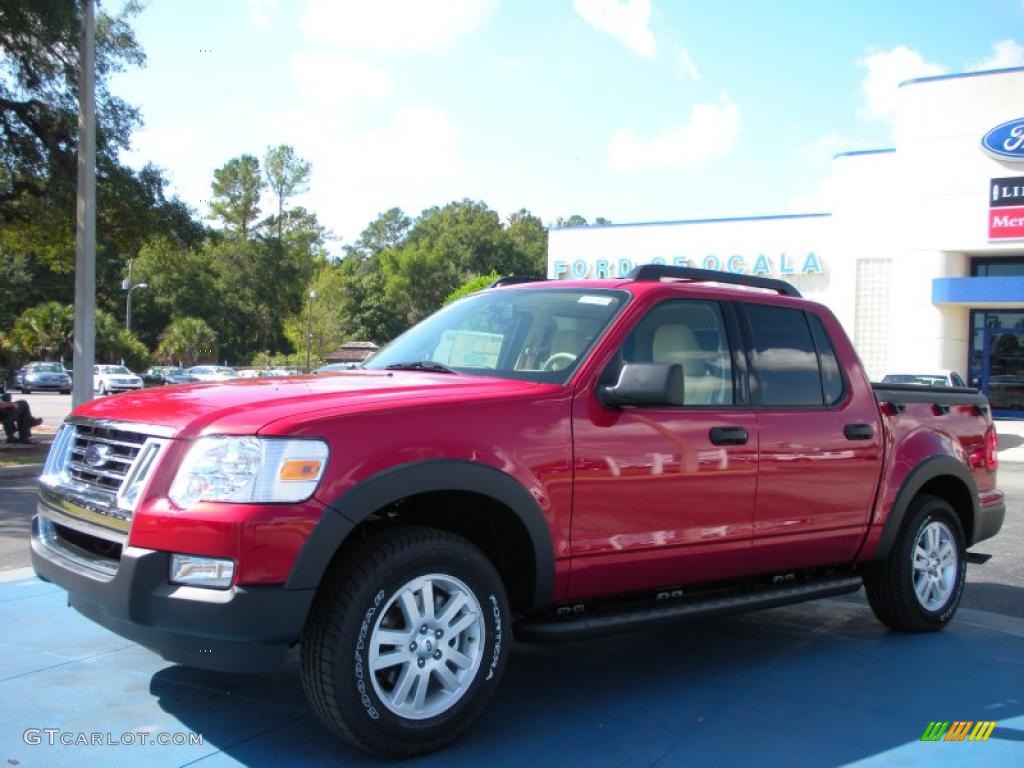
[598,363,684,408]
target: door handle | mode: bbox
[709,426,749,446]
[843,423,875,441]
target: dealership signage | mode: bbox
[988,176,1024,240]
[981,118,1024,162]
[551,251,823,280]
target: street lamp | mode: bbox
[305,289,316,372]
[126,282,148,332]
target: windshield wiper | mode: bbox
[383,361,457,374]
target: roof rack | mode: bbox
[626,265,802,298]
[489,275,545,288]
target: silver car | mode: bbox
[19,362,72,394]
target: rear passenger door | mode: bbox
[740,303,884,573]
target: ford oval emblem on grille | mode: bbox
[84,444,111,467]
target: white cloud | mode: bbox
[572,0,656,58]
[606,92,740,171]
[258,105,462,243]
[967,39,1024,71]
[245,0,280,27]
[856,46,946,122]
[673,46,700,80]
[290,53,393,107]
[301,0,499,53]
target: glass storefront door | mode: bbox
[982,328,1024,418]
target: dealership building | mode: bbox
[548,66,1024,418]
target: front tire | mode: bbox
[301,527,510,757]
[864,494,966,632]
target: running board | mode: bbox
[515,575,863,643]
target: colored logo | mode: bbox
[982,118,1024,161]
[920,721,997,742]
[83,444,111,468]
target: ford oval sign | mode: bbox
[982,118,1024,161]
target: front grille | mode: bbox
[68,424,148,493]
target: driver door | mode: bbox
[568,299,757,600]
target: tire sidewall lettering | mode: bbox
[354,588,386,720]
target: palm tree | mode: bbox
[9,302,74,360]
[156,317,217,366]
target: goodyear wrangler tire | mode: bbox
[300,526,510,757]
[863,495,966,632]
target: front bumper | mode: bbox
[25,380,70,391]
[30,509,315,673]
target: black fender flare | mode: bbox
[872,455,978,559]
[285,459,556,612]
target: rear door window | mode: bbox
[744,304,823,406]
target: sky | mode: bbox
[111,0,1024,253]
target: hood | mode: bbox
[69,370,554,439]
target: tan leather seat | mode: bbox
[651,324,722,404]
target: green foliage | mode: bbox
[444,272,499,305]
[7,302,74,361]
[210,154,264,236]
[264,145,311,240]
[156,317,217,367]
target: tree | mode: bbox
[444,272,499,305]
[346,207,412,259]
[555,214,588,228]
[8,302,74,360]
[505,209,547,276]
[210,154,263,237]
[264,145,311,241]
[156,317,217,366]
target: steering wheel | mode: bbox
[542,352,578,371]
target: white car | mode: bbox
[93,364,143,395]
[186,365,238,382]
[880,371,967,388]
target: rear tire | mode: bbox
[301,526,510,757]
[864,494,966,632]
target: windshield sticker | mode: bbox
[578,295,614,305]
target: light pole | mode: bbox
[126,282,147,332]
[305,289,316,372]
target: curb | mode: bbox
[0,463,42,479]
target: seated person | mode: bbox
[1,391,43,444]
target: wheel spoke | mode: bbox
[372,651,410,672]
[390,664,417,709]
[448,611,478,636]
[412,669,430,710]
[447,648,473,670]
[374,629,409,647]
[421,579,436,621]
[938,544,955,567]
[437,593,468,627]
[433,662,459,692]
[913,546,930,569]
[399,589,421,625]
[914,573,929,601]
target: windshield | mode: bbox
[364,288,627,384]
[34,363,65,373]
[102,366,131,374]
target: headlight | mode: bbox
[168,436,328,509]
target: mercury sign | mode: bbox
[551,251,823,280]
[981,118,1024,162]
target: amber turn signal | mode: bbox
[279,459,323,481]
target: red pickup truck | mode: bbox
[31,266,1004,757]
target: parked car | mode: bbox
[32,267,1004,758]
[314,362,362,373]
[93,365,143,395]
[18,361,71,394]
[880,371,967,388]
[140,366,198,387]
[186,365,237,382]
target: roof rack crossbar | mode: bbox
[489,275,545,288]
[626,265,802,297]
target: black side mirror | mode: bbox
[598,363,684,408]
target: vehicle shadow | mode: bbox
[998,433,1024,451]
[149,599,1024,766]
